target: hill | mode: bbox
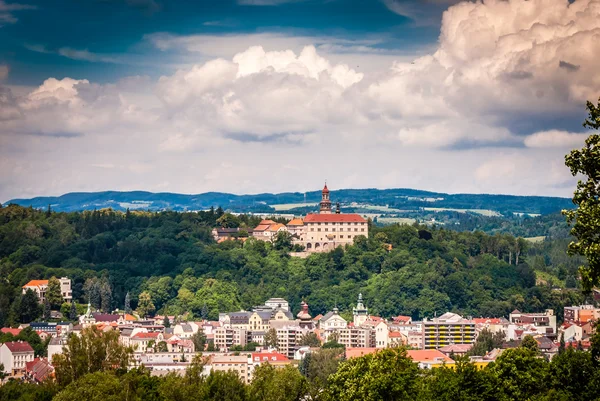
[6,188,573,215]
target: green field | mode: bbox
[524,236,546,243]
[271,202,318,211]
[378,217,417,225]
[423,207,501,217]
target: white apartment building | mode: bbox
[0,342,35,376]
[22,277,72,303]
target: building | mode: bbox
[21,277,72,303]
[508,309,557,340]
[299,184,369,253]
[407,350,455,369]
[338,326,376,348]
[286,218,304,238]
[264,298,290,312]
[296,301,314,330]
[564,305,600,324]
[24,358,54,383]
[0,341,35,376]
[212,228,254,242]
[423,313,476,350]
[353,293,369,327]
[318,307,347,340]
[252,220,287,242]
[48,337,68,364]
[214,327,249,351]
[211,355,250,384]
[276,325,303,359]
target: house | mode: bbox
[319,307,347,337]
[407,350,455,369]
[393,315,412,325]
[564,305,600,324]
[286,219,304,238]
[30,322,57,335]
[25,357,54,383]
[130,332,166,352]
[212,227,255,242]
[48,337,68,364]
[337,326,376,349]
[0,341,35,376]
[22,277,72,303]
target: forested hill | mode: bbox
[6,188,572,215]
[0,204,585,329]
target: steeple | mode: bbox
[319,182,332,214]
[353,293,368,326]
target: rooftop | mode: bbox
[304,214,366,223]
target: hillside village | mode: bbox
[1,274,598,383]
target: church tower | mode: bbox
[353,293,369,327]
[319,183,332,214]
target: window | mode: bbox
[355,228,358,232]
[361,229,365,232]
[325,228,328,231]
[317,228,321,232]
[332,228,336,231]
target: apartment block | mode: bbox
[423,313,475,350]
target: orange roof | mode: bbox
[124,314,137,321]
[346,347,379,359]
[393,315,411,323]
[260,219,276,225]
[251,352,289,362]
[389,331,403,338]
[23,280,48,288]
[406,350,453,364]
[304,214,366,223]
[1,328,21,336]
[268,223,286,232]
[287,218,304,226]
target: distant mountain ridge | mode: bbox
[5,188,574,216]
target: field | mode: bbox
[271,202,318,211]
[423,207,501,217]
[377,217,417,225]
[524,236,546,243]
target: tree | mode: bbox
[156,341,168,353]
[19,289,41,323]
[53,371,121,401]
[324,348,419,401]
[69,301,78,321]
[201,302,209,320]
[273,231,293,251]
[192,327,207,352]
[137,292,155,318]
[46,277,63,309]
[264,328,278,349]
[521,335,539,352]
[205,370,246,401]
[298,332,321,347]
[83,279,101,311]
[563,98,600,291]
[0,363,6,381]
[559,332,566,354]
[248,363,308,401]
[43,298,51,321]
[488,347,548,401]
[99,279,112,313]
[124,292,131,314]
[163,315,170,328]
[52,326,133,386]
[468,328,505,356]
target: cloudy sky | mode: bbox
[1,0,599,202]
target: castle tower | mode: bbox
[319,183,332,214]
[353,293,369,327]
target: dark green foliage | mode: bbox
[0,205,585,327]
[468,328,505,356]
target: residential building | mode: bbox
[438,344,473,356]
[212,228,254,242]
[211,355,250,384]
[48,337,68,364]
[264,298,290,312]
[338,326,375,348]
[508,309,557,340]
[276,325,303,359]
[214,327,249,351]
[252,220,287,242]
[564,305,600,324]
[423,313,476,350]
[286,219,304,238]
[24,358,54,383]
[0,342,35,376]
[21,277,72,303]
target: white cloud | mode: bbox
[0,0,35,25]
[524,130,589,149]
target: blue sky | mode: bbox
[1,0,599,201]
[1,0,440,84]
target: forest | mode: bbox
[0,203,587,327]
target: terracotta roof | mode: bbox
[393,315,411,323]
[304,214,366,223]
[124,314,137,321]
[389,331,403,338]
[132,332,160,339]
[322,184,329,194]
[287,218,304,226]
[251,352,289,362]
[23,280,48,288]
[1,328,21,336]
[26,358,54,382]
[438,344,473,353]
[268,223,286,232]
[407,350,453,363]
[346,347,379,359]
[3,341,34,353]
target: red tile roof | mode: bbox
[346,347,379,359]
[22,280,48,288]
[393,315,411,323]
[473,318,503,324]
[287,218,304,226]
[3,341,34,353]
[1,328,21,336]
[389,331,403,338]
[304,214,366,223]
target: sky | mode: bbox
[1,0,599,201]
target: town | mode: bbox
[1,272,598,384]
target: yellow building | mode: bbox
[423,313,476,350]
